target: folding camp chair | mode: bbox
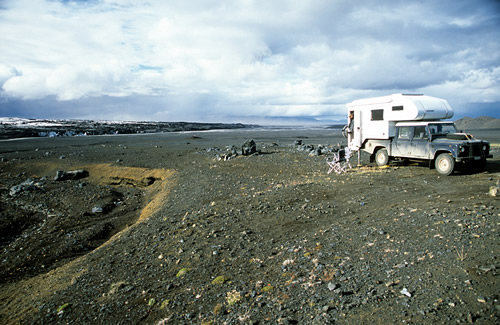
[327,147,352,174]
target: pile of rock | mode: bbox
[293,139,344,156]
[206,139,348,161]
[9,169,90,196]
[9,179,43,196]
[208,140,261,161]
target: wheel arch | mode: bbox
[432,149,453,161]
[370,145,389,162]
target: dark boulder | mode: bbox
[242,140,257,156]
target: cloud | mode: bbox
[0,0,499,121]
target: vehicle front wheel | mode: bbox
[435,153,455,175]
[375,149,389,166]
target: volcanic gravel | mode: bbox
[0,128,499,324]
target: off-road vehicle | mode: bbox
[344,94,492,175]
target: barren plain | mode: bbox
[1,127,499,324]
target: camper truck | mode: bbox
[344,94,492,175]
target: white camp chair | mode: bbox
[327,147,352,174]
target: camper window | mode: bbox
[392,106,403,111]
[371,109,384,121]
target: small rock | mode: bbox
[400,288,412,297]
[309,148,322,156]
[489,185,499,197]
[92,206,104,214]
[328,283,337,291]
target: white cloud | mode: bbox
[0,64,20,86]
[0,0,499,121]
[2,71,48,99]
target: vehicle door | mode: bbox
[392,126,412,157]
[410,125,431,158]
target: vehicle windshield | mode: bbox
[428,123,457,136]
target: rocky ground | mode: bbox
[0,128,499,324]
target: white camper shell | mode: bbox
[346,94,453,151]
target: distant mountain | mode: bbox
[227,115,344,126]
[454,116,500,130]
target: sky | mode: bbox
[0,0,499,124]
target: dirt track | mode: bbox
[1,128,499,324]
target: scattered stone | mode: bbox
[327,282,337,291]
[54,169,89,181]
[92,206,104,214]
[400,288,412,297]
[206,147,220,152]
[298,144,314,152]
[1,127,499,325]
[309,148,322,156]
[218,145,239,161]
[9,179,38,196]
[489,181,499,197]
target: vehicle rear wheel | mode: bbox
[435,153,454,175]
[375,149,389,166]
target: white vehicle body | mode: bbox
[346,94,453,151]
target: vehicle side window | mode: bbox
[413,126,428,139]
[398,126,411,139]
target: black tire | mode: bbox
[375,149,389,166]
[435,153,455,175]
